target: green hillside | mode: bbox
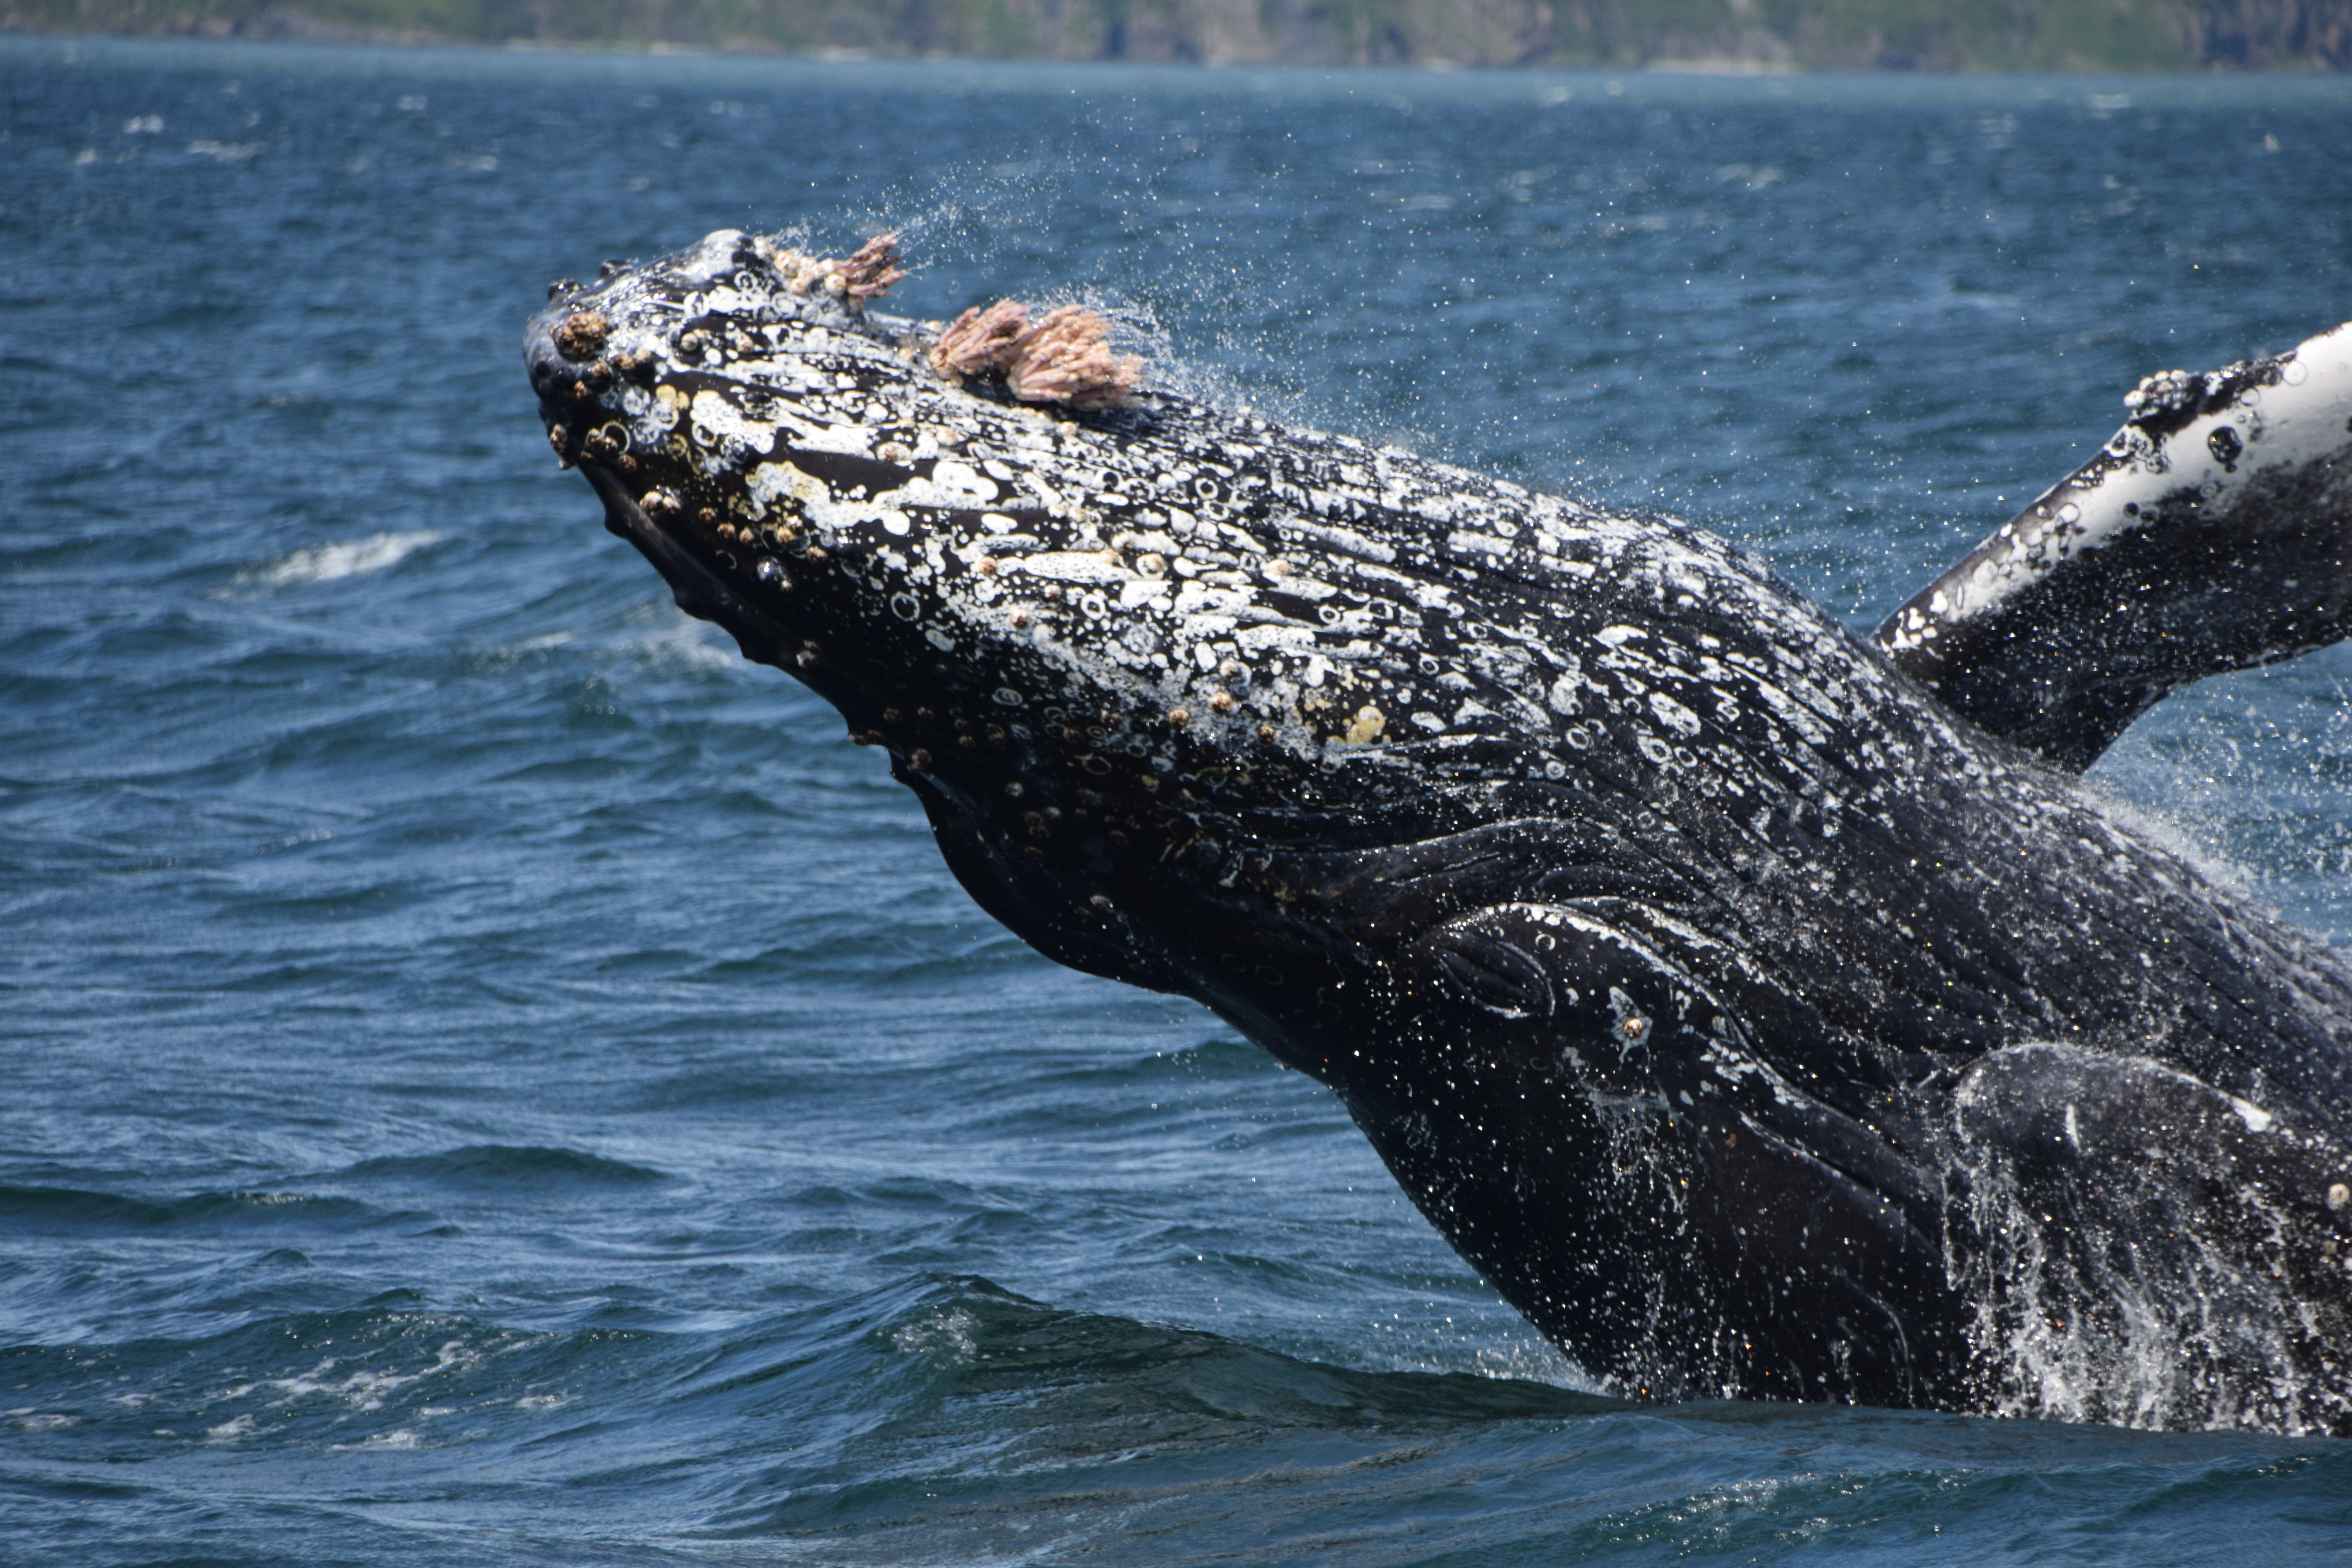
[6,0,2347,69]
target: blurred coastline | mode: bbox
[6,0,2347,73]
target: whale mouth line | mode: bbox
[577,458,797,666]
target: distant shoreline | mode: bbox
[5,0,2345,74]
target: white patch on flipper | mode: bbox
[1887,319,2352,653]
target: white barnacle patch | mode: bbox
[689,389,779,458]
[921,461,998,505]
[1286,518,1398,564]
[1178,608,1241,643]
[1436,518,1520,561]
[1648,692,1703,739]
[1236,623,1318,659]
[1746,676,1830,748]
[1270,570,1339,602]
[748,458,829,514]
[648,383,685,431]
[1013,551,1130,586]
[794,421,879,458]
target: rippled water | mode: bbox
[8,37,2352,1563]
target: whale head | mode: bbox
[523,228,1893,1065]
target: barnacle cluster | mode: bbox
[931,299,1144,410]
[753,231,908,302]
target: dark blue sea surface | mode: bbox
[7,36,2352,1563]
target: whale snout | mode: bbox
[525,291,621,473]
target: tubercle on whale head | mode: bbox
[521,228,1931,1067]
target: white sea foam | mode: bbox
[622,612,744,673]
[227,1338,479,1414]
[259,531,441,588]
[891,1305,979,1359]
[331,1428,422,1451]
[2076,777,2261,907]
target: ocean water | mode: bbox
[8,36,2352,1563]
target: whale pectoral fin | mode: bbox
[1878,322,2352,771]
[1955,1042,2352,1431]
[1379,904,1965,1406]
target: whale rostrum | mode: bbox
[525,229,2352,1434]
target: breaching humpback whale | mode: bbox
[524,229,2352,1435]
